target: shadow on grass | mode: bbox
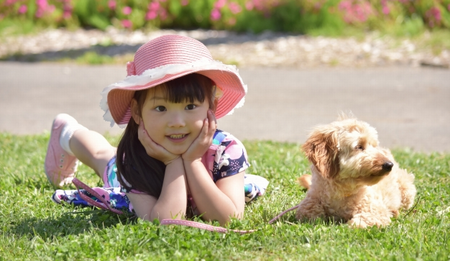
[9,208,137,240]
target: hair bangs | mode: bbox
[134,74,216,116]
[163,77,207,104]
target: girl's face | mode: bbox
[139,87,210,155]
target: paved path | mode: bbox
[1,62,449,153]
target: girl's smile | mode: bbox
[168,134,188,140]
[167,133,189,142]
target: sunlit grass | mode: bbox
[0,133,449,260]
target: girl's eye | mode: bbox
[155,106,166,112]
[185,104,197,110]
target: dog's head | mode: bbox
[302,116,394,185]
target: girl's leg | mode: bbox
[69,128,116,178]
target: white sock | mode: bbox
[59,121,87,156]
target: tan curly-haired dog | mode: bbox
[296,115,417,228]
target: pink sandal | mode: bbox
[44,113,79,187]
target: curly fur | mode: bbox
[296,115,417,228]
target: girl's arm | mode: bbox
[184,160,245,225]
[182,110,245,225]
[126,158,187,221]
[129,123,187,221]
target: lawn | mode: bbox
[0,133,449,260]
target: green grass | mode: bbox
[1,133,449,260]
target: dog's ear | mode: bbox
[302,129,340,179]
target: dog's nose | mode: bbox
[382,161,394,171]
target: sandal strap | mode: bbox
[72,178,123,215]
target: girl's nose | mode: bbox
[167,111,186,127]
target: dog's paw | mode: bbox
[348,215,391,228]
[347,218,370,228]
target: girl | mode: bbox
[45,35,268,225]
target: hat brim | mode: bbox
[101,58,247,127]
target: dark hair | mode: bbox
[116,74,215,197]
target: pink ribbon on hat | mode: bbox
[126,61,136,76]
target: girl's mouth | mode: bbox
[168,134,188,140]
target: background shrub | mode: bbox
[1,0,450,36]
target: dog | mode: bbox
[295,115,417,228]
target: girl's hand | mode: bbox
[182,110,217,162]
[138,123,180,165]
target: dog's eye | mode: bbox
[355,145,364,150]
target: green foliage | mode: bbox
[395,14,426,37]
[73,0,110,30]
[1,133,449,260]
[1,0,450,37]
[167,1,214,29]
[73,51,115,65]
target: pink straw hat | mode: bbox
[100,34,247,127]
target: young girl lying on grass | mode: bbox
[44,34,268,225]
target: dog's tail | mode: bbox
[297,174,312,189]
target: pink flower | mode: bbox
[181,0,189,6]
[121,19,132,28]
[211,8,221,21]
[35,0,55,18]
[381,0,389,15]
[108,0,116,10]
[214,0,226,9]
[338,0,351,11]
[314,2,322,11]
[122,6,132,15]
[432,7,441,21]
[37,0,48,8]
[63,10,72,19]
[149,2,160,10]
[338,0,374,24]
[426,7,441,22]
[245,2,253,11]
[146,2,161,20]
[253,0,264,11]
[18,5,27,14]
[424,6,442,28]
[229,2,241,14]
[159,9,167,20]
[146,10,157,20]
[48,5,55,13]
